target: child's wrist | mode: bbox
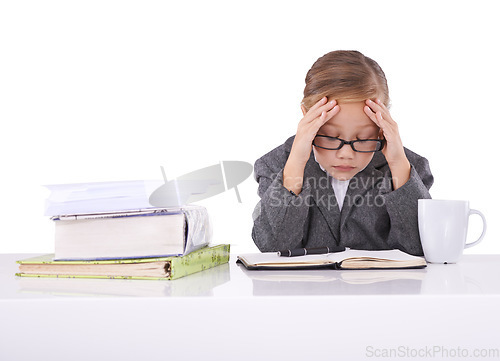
[283,158,306,195]
[288,148,309,169]
[388,157,411,190]
[386,151,410,169]
[283,172,304,195]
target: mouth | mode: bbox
[333,165,356,172]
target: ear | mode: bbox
[300,103,307,116]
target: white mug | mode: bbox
[418,199,487,264]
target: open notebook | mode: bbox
[237,249,426,270]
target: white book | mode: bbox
[44,180,164,216]
[53,205,212,260]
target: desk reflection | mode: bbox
[237,261,488,296]
[16,263,230,298]
[420,263,484,294]
[13,255,496,298]
[237,264,426,295]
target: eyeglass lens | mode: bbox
[313,136,381,152]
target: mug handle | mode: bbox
[464,209,487,249]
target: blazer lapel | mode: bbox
[303,157,342,243]
[339,162,388,230]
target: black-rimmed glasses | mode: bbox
[313,135,385,153]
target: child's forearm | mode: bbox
[389,157,411,190]
[283,153,307,195]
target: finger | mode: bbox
[310,102,340,132]
[299,97,327,124]
[365,99,384,114]
[306,99,337,123]
[325,103,340,121]
[376,111,385,127]
[369,112,390,149]
[375,111,399,143]
[376,111,395,135]
[364,105,381,127]
[308,96,328,113]
[375,98,388,110]
[318,109,329,126]
[309,109,331,133]
[369,99,396,125]
[366,99,388,117]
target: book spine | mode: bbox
[169,244,230,280]
[183,206,212,255]
[53,208,183,221]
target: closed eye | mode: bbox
[356,137,379,141]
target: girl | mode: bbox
[252,50,433,256]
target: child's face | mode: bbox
[314,101,380,181]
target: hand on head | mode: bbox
[364,98,411,189]
[292,96,340,166]
[363,98,406,167]
[283,97,339,194]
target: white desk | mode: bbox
[1,253,500,360]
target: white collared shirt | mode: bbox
[313,149,350,211]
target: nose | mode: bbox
[335,143,355,159]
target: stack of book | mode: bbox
[16,181,230,280]
[17,244,230,281]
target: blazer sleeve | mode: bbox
[382,154,434,256]
[251,157,312,252]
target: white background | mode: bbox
[1,0,498,255]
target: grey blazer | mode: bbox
[252,135,434,256]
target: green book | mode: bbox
[16,244,230,281]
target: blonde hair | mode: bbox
[301,50,390,112]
